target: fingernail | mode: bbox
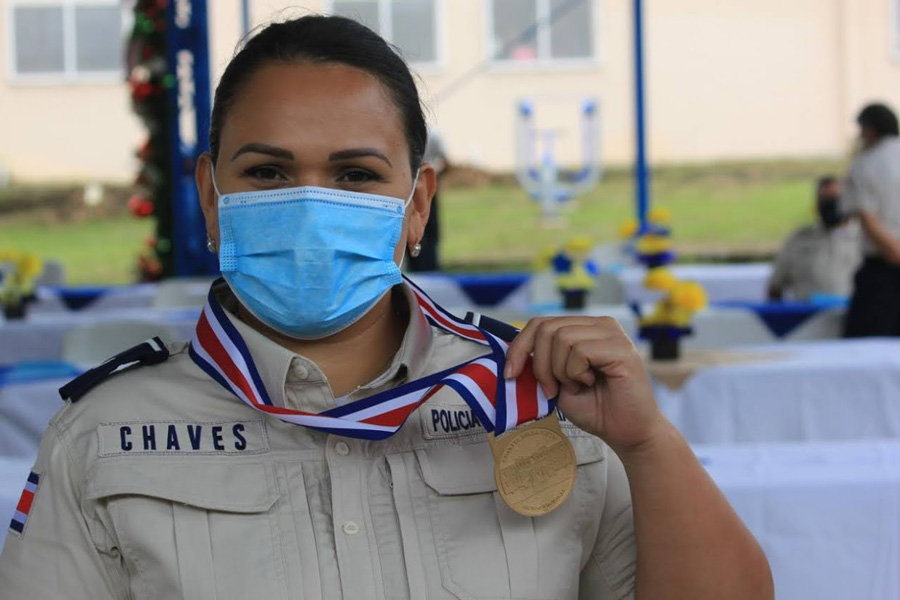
[503,362,513,379]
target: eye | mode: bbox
[245,165,287,182]
[337,169,381,185]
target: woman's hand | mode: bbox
[503,316,665,455]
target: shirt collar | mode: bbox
[210,279,435,411]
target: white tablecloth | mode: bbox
[700,440,900,600]
[0,379,68,458]
[478,304,845,349]
[0,308,200,363]
[620,262,773,303]
[31,283,158,314]
[657,339,900,444]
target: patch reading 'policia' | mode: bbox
[9,471,40,537]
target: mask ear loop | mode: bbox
[210,164,222,198]
[399,168,422,270]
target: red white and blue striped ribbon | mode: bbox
[189,276,552,440]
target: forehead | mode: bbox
[220,62,408,161]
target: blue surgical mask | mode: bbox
[212,169,419,339]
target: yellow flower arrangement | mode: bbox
[670,281,708,312]
[564,235,593,254]
[639,279,707,330]
[0,250,44,311]
[533,246,558,272]
[647,206,672,226]
[635,234,672,256]
[618,218,639,239]
[643,267,678,292]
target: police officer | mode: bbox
[843,103,900,336]
[767,176,861,301]
[0,16,772,600]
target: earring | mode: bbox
[206,236,217,253]
[410,242,422,258]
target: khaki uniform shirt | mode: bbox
[842,137,900,257]
[0,283,636,600]
[768,223,862,299]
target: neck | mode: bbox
[237,290,409,397]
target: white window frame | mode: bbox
[893,0,900,62]
[484,0,600,70]
[6,0,129,85]
[325,0,445,71]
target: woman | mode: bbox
[0,16,772,600]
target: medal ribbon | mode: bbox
[188,276,552,440]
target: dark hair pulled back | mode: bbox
[209,15,427,173]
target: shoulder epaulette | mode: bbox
[59,337,170,403]
[464,312,520,344]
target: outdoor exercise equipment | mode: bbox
[514,98,602,225]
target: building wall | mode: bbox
[0,0,144,183]
[0,0,898,182]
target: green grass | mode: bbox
[0,159,844,284]
[1,216,154,284]
[441,159,842,270]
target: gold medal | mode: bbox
[489,413,577,517]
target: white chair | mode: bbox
[35,260,65,286]
[587,272,626,305]
[61,321,179,365]
[527,271,558,305]
[151,277,216,309]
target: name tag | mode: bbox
[421,403,487,440]
[421,401,579,440]
[97,420,269,457]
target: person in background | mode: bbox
[842,103,900,336]
[767,176,861,301]
[407,127,447,272]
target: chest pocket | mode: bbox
[85,460,287,600]
[390,435,606,600]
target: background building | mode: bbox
[1,0,899,182]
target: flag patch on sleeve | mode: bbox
[8,471,40,537]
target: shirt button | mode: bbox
[293,364,309,379]
[342,521,360,535]
[335,442,350,456]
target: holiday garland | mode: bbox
[126,0,174,280]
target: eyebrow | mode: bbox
[231,143,294,161]
[329,148,393,167]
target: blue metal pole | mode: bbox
[167,0,216,276]
[241,0,251,36]
[633,0,650,232]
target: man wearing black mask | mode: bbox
[768,177,861,301]
[842,103,900,337]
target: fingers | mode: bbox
[505,316,636,398]
[504,317,597,379]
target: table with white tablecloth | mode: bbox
[0,308,200,363]
[25,263,777,320]
[620,262,773,303]
[0,378,69,459]
[655,339,900,445]
[477,302,846,349]
[700,440,900,600]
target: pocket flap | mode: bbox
[417,435,606,496]
[84,460,278,513]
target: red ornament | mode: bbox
[137,139,152,161]
[128,194,155,218]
